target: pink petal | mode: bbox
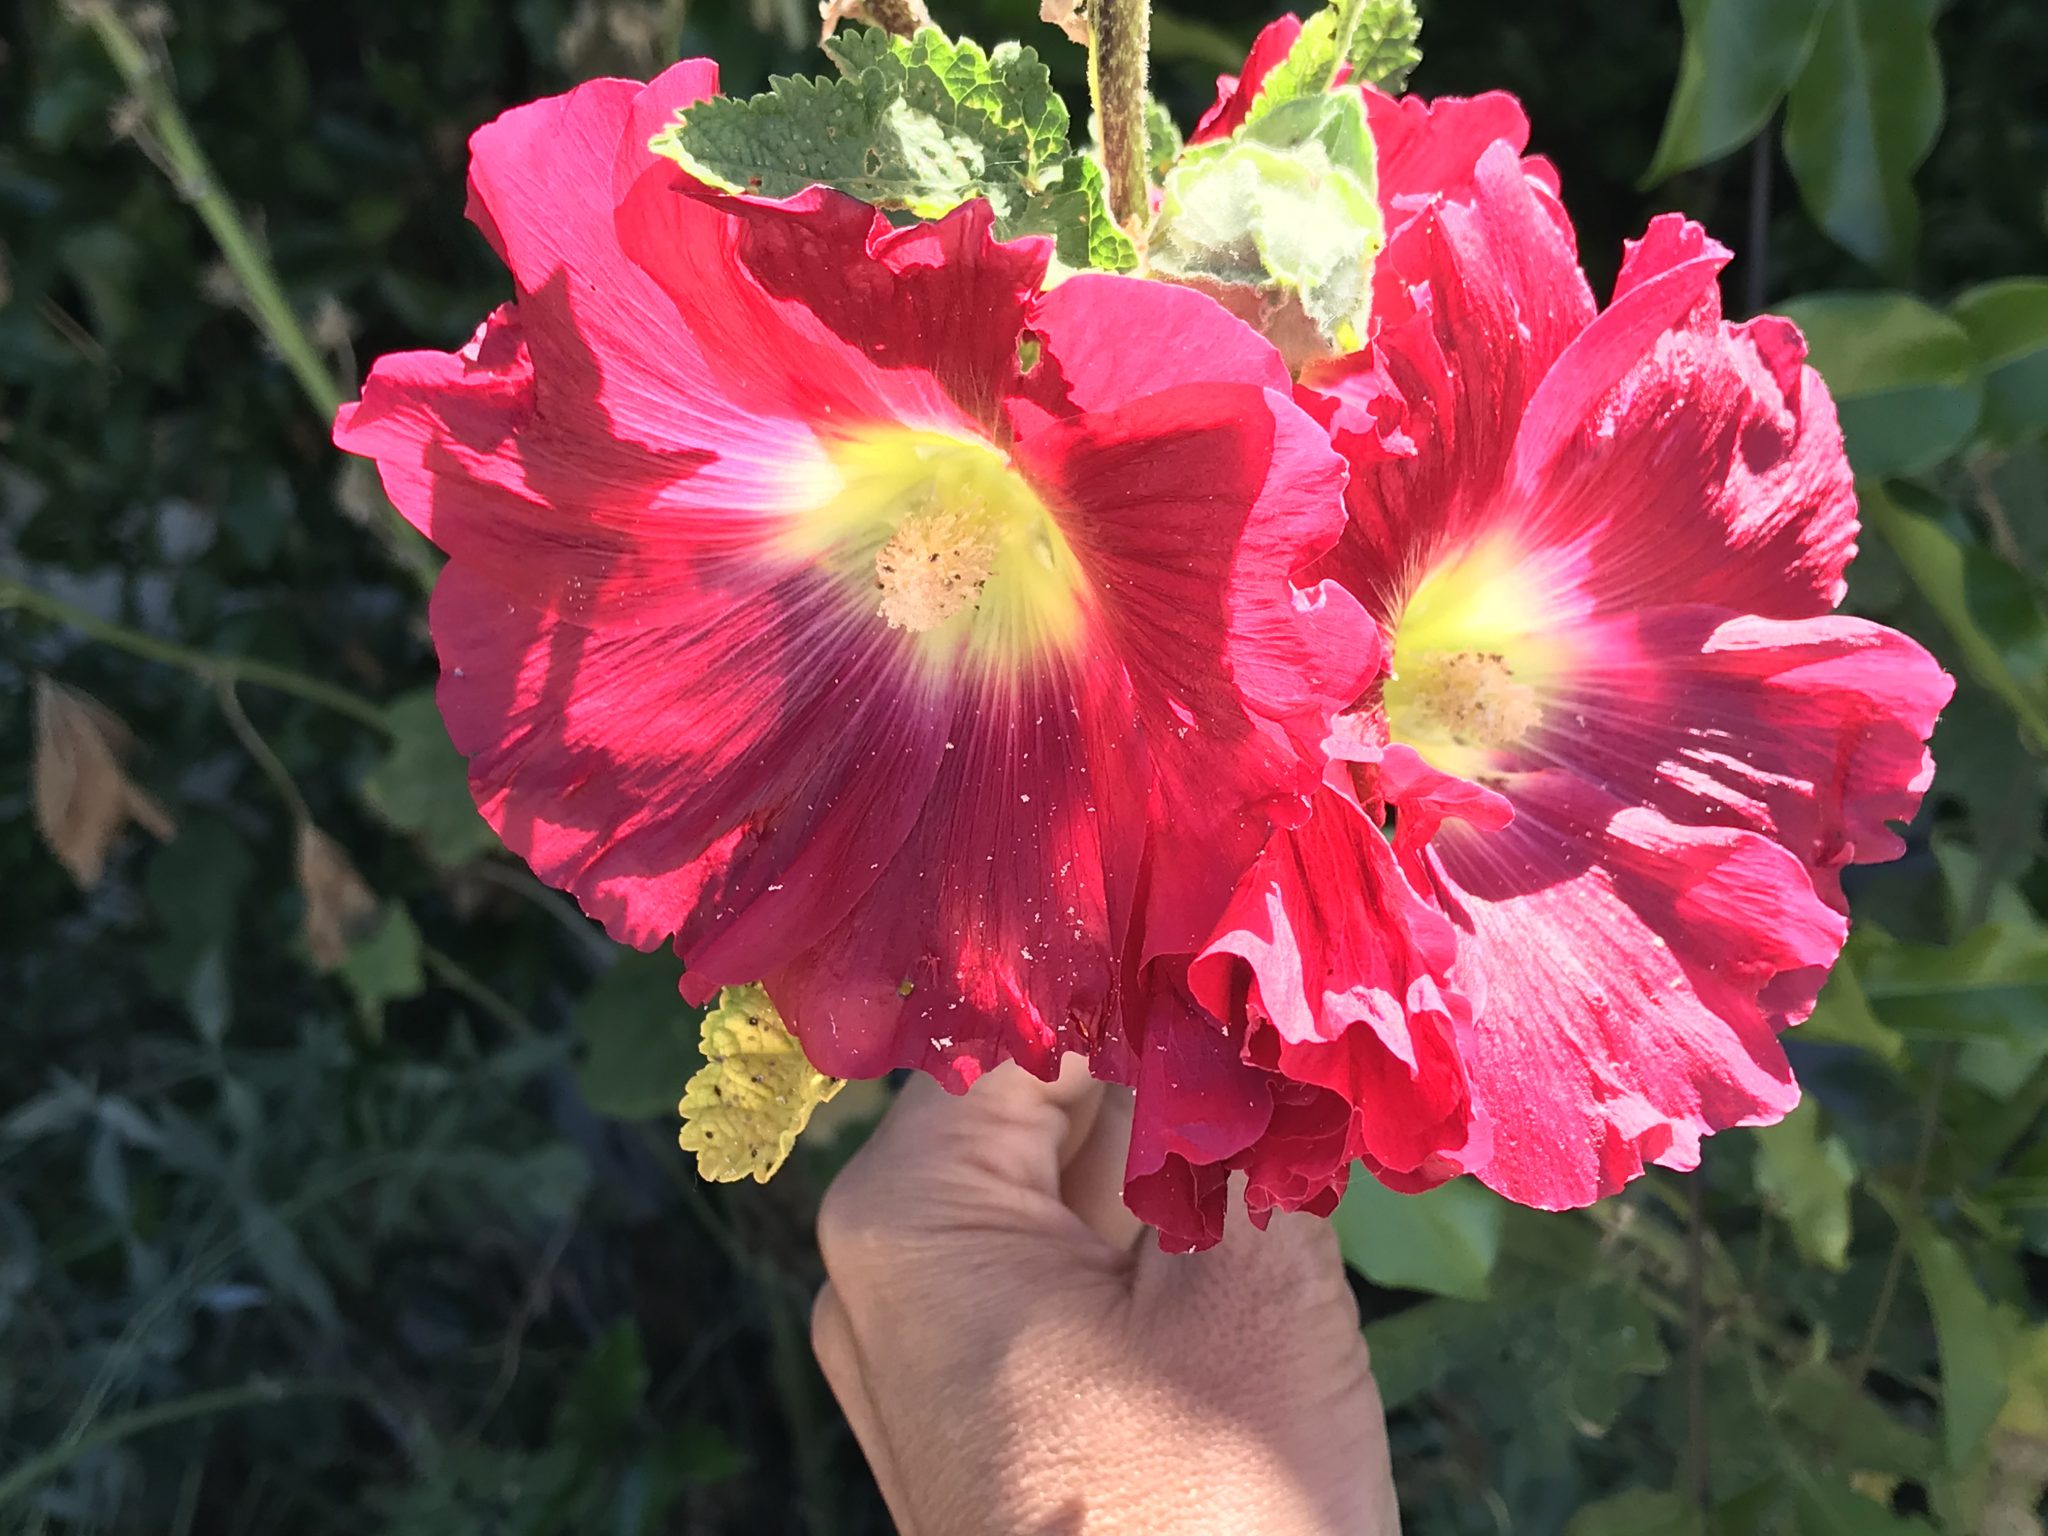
[1428,771,1846,1207]
[1556,607,1951,908]
[1188,14,1304,145]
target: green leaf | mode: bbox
[1753,1099,1856,1270]
[1951,278,2048,445]
[1782,0,1943,277]
[1777,292,1981,477]
[1776,1361,1940,1479]
[1566,1488,1700,1536]
[1555,1283,1670,1428]
[573,951,704,1122]
[1876,1189,2014,1472]
[1861,482,2048,747]
[1801,961,1908,1068]
[361,690,499,867]
[1334,1175,1505,1300]
[1850,921,2048,1079]
[1245,0,1423,123]
[653,28,1133,273]
[1150,90,1385,357]
[1643,0,1830,184]
[338,902,425,1032]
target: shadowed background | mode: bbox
[3,1,2046,1532]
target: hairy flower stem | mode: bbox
[75,1,439,594]
[1088,0,1151,234]
[0,574,392,732]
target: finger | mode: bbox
[1057,1082,1145,1251]
[810,1283,920,1527]
[823,1056,1109,1248]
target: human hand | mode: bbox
[810,1061,1402,1536]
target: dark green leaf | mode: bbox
[1565,1488,1700,1536]
[1335,1174,1504,1300]
[240,1203,341,1334]
[1951,278,2048,444]
[573,951,704,1122]
[1782,0,1943,277]
[1777,292,1981,477]
[1792,1472,1939,1534]
[362,690,499,867]
[559,1322,649,1451]
[1878,1190,2014,1471]
[1643,0,1829,183]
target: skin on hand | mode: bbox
[810,1060,1403,1536]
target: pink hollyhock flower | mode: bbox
[332,62,1377,1096]
[1212,139,1953,1212]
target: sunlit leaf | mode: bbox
[1643,0,1829,183]
[1778,292,1981,477]
[654,27,1134,272]
[1244,0,1423,119]
[676,984,843,1183]
[1782,0,1943,277]
[1951,277,2048,445]
[1150,89,1384,359]
[1335,1174,1505,1300]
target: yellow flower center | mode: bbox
[1383,536,1564,779]
[873,493,1002,634]
[1390,650,1540,750]
[790,426,1087,671]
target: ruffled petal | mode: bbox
[1191,789,1478,1178]
[1319,142,1598,614]
[1506,214,1861,620]
[1426,772,1845,1206]
[1550,607,1951,908]
[1123,966,1276,1251]
[761,651,1143,1086]
[1364,87,1534,211]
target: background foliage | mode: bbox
[2,0,2045,1531]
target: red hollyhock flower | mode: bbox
[332,62,1378,1095]
[1218,140,1952,1212]
[1120,81,1569,1248]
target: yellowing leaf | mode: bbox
[677,985,843,1184]
[32,675,175,889]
